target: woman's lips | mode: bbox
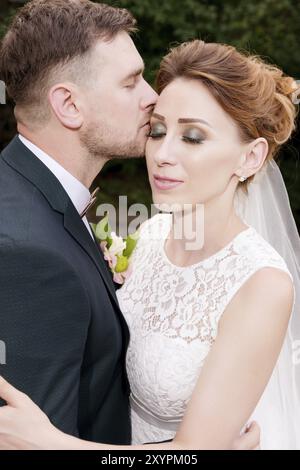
[153,174,184,190]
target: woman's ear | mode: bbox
[48,82,83,129]
[236,138,269,180]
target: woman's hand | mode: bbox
[0,376,65,450]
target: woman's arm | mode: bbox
[173,267,294,449]
[0,267,293,450]
[0,380,259,450]
[74,267,293,450]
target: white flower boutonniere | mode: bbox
[91,212,139,285]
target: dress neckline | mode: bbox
[159,217,253,270]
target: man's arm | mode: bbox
[0,242,90,435]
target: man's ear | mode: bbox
[48,83,83,129]
[236,138,269,180]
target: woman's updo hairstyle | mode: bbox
[156,40,299,187]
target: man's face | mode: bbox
[79,32,157,160]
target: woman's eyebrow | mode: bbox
[178,118,213,128]
[151,113,212,129]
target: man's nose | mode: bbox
[141,80,158,110]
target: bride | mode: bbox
[0,39,299,450]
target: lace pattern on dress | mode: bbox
[117,214,292,444]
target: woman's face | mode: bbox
[146,77,248,210]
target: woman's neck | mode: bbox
[164,199,248,268]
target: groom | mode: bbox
[0,0,258,449]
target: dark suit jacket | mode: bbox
[0,136,131,445]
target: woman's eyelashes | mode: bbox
[148,123,205,144]
[182,129,205,144]
[148,122,166,138]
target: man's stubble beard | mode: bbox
[79,119,146,162]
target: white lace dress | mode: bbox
[116,214,293,449]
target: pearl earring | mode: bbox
[239,176,247,182]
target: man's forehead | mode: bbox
[92,32,144,74]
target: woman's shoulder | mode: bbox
[229,264,294,328]
[232,225,295,308]
[235,225,292,278]
[221,228,295,328]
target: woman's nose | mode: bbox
[153,140,178,166]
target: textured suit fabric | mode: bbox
[0,136,131,445]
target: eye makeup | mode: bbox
[148,121,205,144]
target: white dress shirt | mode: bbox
[18,134,94,239]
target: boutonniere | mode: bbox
[91,213,139,285]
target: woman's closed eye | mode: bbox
[148,122,166,139]
[148,123,205,145]
[181,128,205,145]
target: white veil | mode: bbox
[234,160,300,449]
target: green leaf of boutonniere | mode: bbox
[95,212,112,242]
[123,229,139,258]
[115,255,129,273]
[90,223,97,235]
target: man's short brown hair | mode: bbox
[0,0,136,112]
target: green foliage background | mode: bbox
[0,0,299,229]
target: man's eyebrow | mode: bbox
[123,64,145,81]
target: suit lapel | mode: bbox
[63,200,119,305]
[1,136,128,333]
[63,195,130,356]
